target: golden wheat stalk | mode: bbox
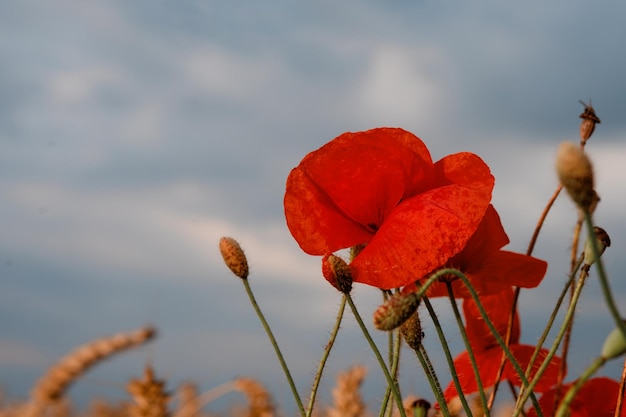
[326,365,367,417]
[30,326,156,405]
[127,365,171,417]
[233,378,275,417]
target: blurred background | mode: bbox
[2,0,626,413]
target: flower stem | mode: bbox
[415,344,451,417]
[436,270,542,416]
[306,295,346,417]
[583,211,626,337]
[345,294,407,417]
[513,270,590,416]
[241,279,305,416]
[555,356,607,417]
[614,356,626,417]
[421,295,474,417]
[446,283,490,417]
[381,329,403,417]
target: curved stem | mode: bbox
[446,283,490,417]
[513,270,590,416]
[306,296,346,417]
[525,258,581,377]
[433,270,542,416]
[422,296,474,417]
[584,211,626,337]
[555,356,607,417]
[241,279,305,416]
[490,183,563,408]
[345,294,407,417]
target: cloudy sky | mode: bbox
[2,0,626,413]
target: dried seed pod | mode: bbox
[401,310,424,350]
[322,254,353,293]
[579,99,601,144]
[373,292,420,331]
[555,141,595,210]
[219,237,249,279]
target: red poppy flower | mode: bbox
[443,288,562,402]
[407,205,547,298]
[284,127,494,289]
[526,377,626,417]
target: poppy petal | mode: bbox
[351,182,492,289]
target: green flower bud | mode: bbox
[601,322,626,360]
[373,292,420,331]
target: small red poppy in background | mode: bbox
[526,377,626,417]
[411,205,548,298]
[284,127,494,289]
[443,288,562,402]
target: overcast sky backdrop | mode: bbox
[2,1,626,413]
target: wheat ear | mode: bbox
[233,378,275,417]
[326,365,367,417]
[127,365,171,417]
[30,326,156,405]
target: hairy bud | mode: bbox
[373,292,420,331]
[322,255,353,293]
[219,237,249,279]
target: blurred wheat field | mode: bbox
[1,326,521,417]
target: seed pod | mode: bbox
[219,237,249,279]
[373,292,420,331]
[322,255,353,294]
[401,310,424,350]
[579,99,601,145]
[555,141,595,210]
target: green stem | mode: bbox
[555,356,607,417]
[421,296,474,416]
[583,211,626,338]
[513,271,590,416]
[381,329,403,417]
[345,294,407,417]
[416,344,451,417]
[446,283,490,417]
[525,257,582,378]
[241,279,305,416]
[306,295,346,417]
[435,270,542,416]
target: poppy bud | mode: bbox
[401,310,424,350]
[219,237,249,279]
[601,321,626,360]
[373,292,420,331]
[579,99,601,145]
[555,141,595,210]
[583,226,611,268]
[322,255,353,293]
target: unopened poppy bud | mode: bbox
[583,226,611,268]
[556,141,595,210]
[373,292,420,331]
[601,321,626,360]
[219,237,249,279]
[579,99,601,144]
[401,310,424,350]
[322,255,352,293]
